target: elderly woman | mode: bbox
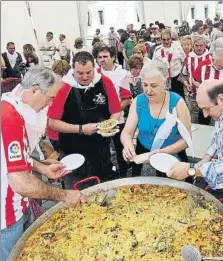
[153,29,185,98]
[180,36,192,56]
[121,61,191,177]
[133,43,151,64]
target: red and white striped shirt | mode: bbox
[193,58,223,83]
[1,101,32,229]
[182,50,211,79]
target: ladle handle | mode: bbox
[202,257,223,260]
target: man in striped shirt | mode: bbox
[1,65,86,261]
[167,79,223,190]
[180,35,211,123]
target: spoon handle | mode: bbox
[202,257,223,260]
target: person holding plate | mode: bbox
[121,60,191,177]
[167,79,223,190]
[1,65,86,261]
[48,51,121,189]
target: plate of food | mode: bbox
[97,119,118,130]
[97,128,120,137]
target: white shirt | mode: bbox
[58,39,70,57]
[100,65,128,124]
[153,41,185,77]
[72,46,88,57]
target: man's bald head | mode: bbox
[196,79,223,120]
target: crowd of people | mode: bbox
[1,17,223,261]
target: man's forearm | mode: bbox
[198,154,213,164]
[8,171,67,202]
[33,160,48,176]
[48,118,79,134]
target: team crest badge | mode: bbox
[93,93,106,105]
[8,141,22,162]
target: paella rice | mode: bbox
[17,185,223,261]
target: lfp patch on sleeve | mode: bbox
[8,141,22,162]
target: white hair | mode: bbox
[140,60,168,82]
[21,65,56,91]
[192,35,206,45]
[213,48,223,60]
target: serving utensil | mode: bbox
[181,245,223,261]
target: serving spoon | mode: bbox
[181,245,223,261]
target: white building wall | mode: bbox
[1,1,81,56]
[186,1,216,26]
[87,1,141,37]
[143,1,182,27]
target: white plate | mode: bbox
[150,153,179,173]
[97,129,120,137]
[97,119,118,130]
[60,154,85,171]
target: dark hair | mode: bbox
[110,26,114,30]
[214,17,219,22]
[207,83,223,105]
[92,37,101,46]
[128,55,143,69]
[174,20,178,24]
[159,23,165,30]
[120,31,129,44]
[7,42,15,48]
[96,28,100,32]
[129,30,137,35]
[98,45,116,58]
[46,32,53,36]
[142,32,151,42]
[149,23,154,27]
[60,34,66,38]
[92,42,104,59]
[155,21,159,25]
[72,51,94,68]
[214,22,221,28]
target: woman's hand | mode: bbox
[122,142,136,161]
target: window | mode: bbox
[191,7,195,20]
[87,11,91,26]
[137,12,140,22]
[98,10,104,25]
[204,6,208,19]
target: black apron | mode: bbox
[59,79,116,189]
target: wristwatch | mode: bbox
[78,125,83,135]
[188,162,196,176]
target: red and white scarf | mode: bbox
[161,48,173,79]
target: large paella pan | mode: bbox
[8,177,223,261]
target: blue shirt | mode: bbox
[136,91,182,151]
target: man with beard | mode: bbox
[48,52,121,189]
[181,35,211,123]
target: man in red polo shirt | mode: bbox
[48,51,121,189]
[1,65,85,261]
